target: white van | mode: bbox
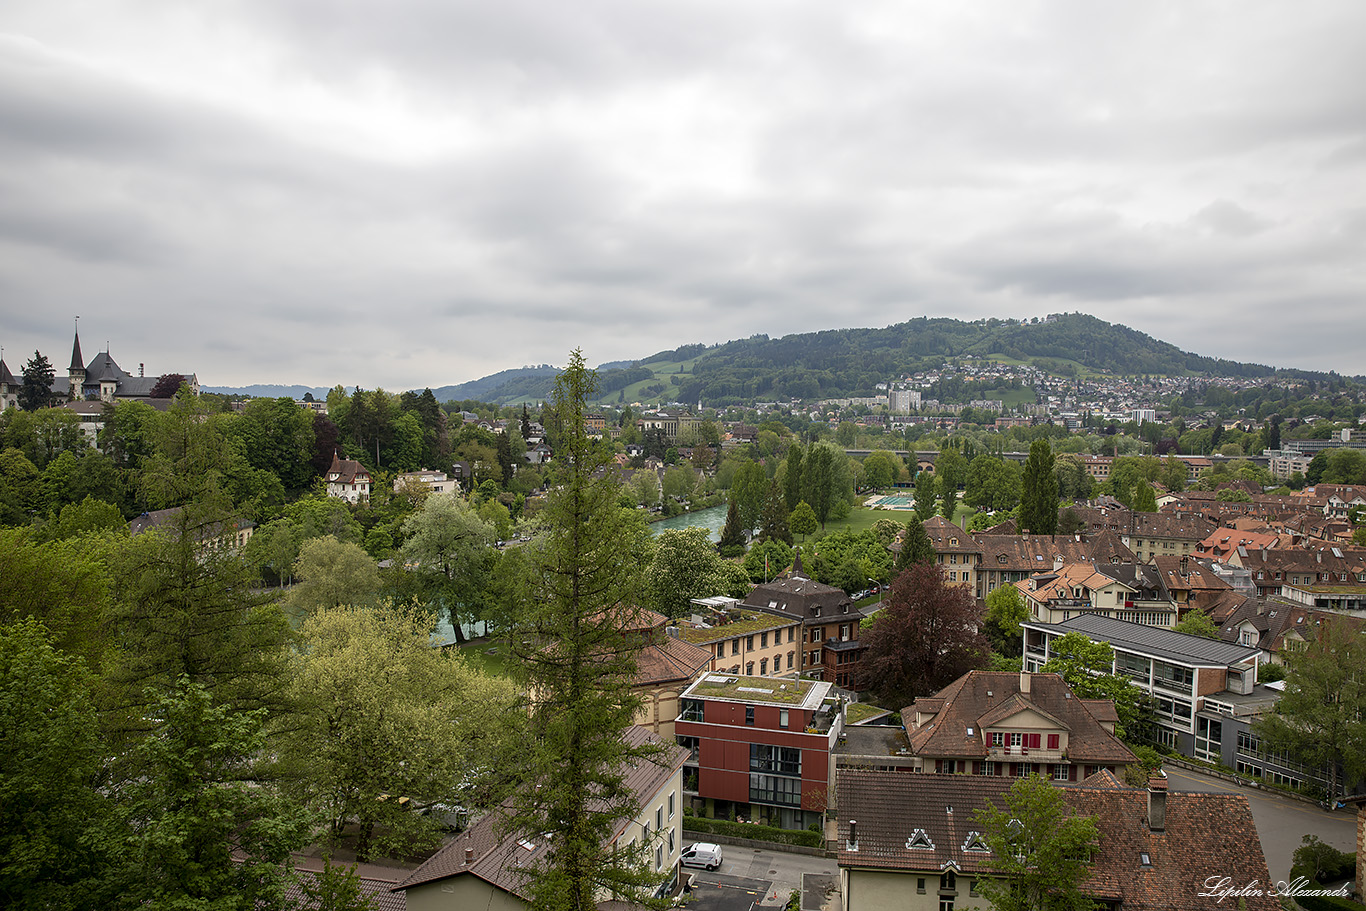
[679,842,723,871]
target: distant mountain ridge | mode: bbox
[213,314,1332,406]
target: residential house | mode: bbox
[674,673,843,830]
[835,769,1278,911]
[1023,613,1262,756]
[0,357,18,410]
[623,608,715,740]
[397,726,689,909]
[1195,529,1285,562]
[900,671,1136,781]
[393,469,455,496]
[128,506,255,552]
[325,450,372,504]
[971,531,1135,600]
[1240,544,1366,598]
[741,555,872,689]
[1015,561,1177,628]
[1148,555,1238,619]
[922,517,982,593]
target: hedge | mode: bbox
[1290,894,1357,911]
[682,816,825,849]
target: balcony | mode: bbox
[989,746,1064,763]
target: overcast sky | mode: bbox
[3,2,1365,391]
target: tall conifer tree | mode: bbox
[1019,440,1059,535]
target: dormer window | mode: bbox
[962,832,991,853]
[906,828,935,850]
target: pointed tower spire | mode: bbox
[70,316,84,371]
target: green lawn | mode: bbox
[456,639,514,679]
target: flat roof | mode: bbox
[672,612,798,645]
[1023,613,1261,669]
[682,673,831,709]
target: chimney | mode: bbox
[848,820,859,851]
[1019,671,1031,695]
[464,845,475,865]
[1147,774,1168,832]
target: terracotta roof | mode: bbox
[972,530,1135,571]
[836,770,1279,911]
[901,671,1135,766]
[633,635,713,687]
[327,451,372,485]
[397,726,688,898]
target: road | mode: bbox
[681,844,839,910]
[1165,764,1357,884]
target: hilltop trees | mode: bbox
[19,352,56,411]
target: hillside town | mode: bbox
[5,330,1366,911]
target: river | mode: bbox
[649,504,729,541]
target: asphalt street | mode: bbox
[681,845,839,910]
[1165,764,1356,885]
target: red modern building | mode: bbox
[674,673,844,830]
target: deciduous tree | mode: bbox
[647,527,728,619]
[789,500,818,541]
[972,775,1100,911]
[914,468,937,521]
[399,494,495,644]
[285,535,382,615]
[984,584,1029,658]
[757,480,792,545]
[1039,632,1149,741]
[858,561,987,707]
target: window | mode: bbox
[656,807,663,830]
[1016,762,1031,778]
[990,732,1004,747]
[749,773,801,807]
[1047,734,1060,750]
[750,744,801,775]
[668,827,675,852]
[745,706,754,726]
[746,635,754,650]
[788,627,795,642]
[1053,764,1070,781]
[746,662,754,675]
[917,878,927,894]
[656,844,663,870]
[761,632,768,648]
[810,628,822,643]
[940,899,954,911]
[780,709,789,729]
[760,658,768,675]
[731,640,740,656]
[775,654,783,671]
[977,761,995,776]
[940,871,957,892]
[680,700,704,722]
[669,793,675,818]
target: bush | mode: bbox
[1290,834,1355,886]
[682,815,825,849]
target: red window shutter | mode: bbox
[936,759,943,773]
[1029,733,1042,749]
[1048,734,1059,750]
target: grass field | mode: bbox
[457,638,514,679]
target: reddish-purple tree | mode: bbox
[148,373,186,398]
[857,562,988,707]
[310,413,340,477]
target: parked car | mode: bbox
[679,842,723,871]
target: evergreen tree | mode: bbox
[894,515,934,572]
[1019,439,1058,535]
[521,403,532,440]
[18,351,56,411]
[718,499,746,555]
[505,350,667,909]
[757,480,792,545]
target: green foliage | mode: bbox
[718,499,747,555]
[789,500,818,540]
[648,527,730,618]
[1039,632,1149,742]
[914,468,937,521]
[121,678,313,910]
[1053,453,1095,502]
[1132,480,1159,513]
[964,453,1022,512]
[806,528,894,592]
[984,585,1029,658]
[504,351,671,910]
[281,605,514,861]
[1290,835,1356,887]
[757,480,792,545]
[18,351,56,411]
[0,527,115,664]
[284,535,382,615]
[0,619,119,910]
[744,538,795,582]
[1254,621,1366,800]
[973,775,1100,911]
[681,815,824,848]
[861,450,900,489]
[296,857,377,911]
[1019,440,1058,534]
[1173,609,1220,639]
[894,515,934,573]
[399,494,496,643]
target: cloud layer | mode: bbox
[2,1,1364,389]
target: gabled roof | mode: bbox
[972,531,1135,571]
[902,671,1134,765]
[836,770,1279,911]
[396,726,688,899]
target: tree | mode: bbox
[148,373,187,398]
[984,585,1029,658]
[1039,633,1148,741]
[789,500,818,541]
[121,678,312,909]
[1254,620,1366,801]
[783,443,804,510]
[802,442,841,530]
[0,619,120,910]
[504,351,670,909]
[972,775,1100,911]
[893,515,934,573]
[757,480,792,545]
[647,527,729,618]
[964,453,1022,512]
[1132,480,1158,513]
[940,479,959,522]
[18,351,55,411]
[296,857,378,911]
[743,538,794,583]
[731,460,767,533]
[1019,440,1058,534]
[1053,453,1094,502]
[913,469,937,521]
[285,535,382,615]
[861,450,900,490]
[718,499,746,555]
[1173,609,1220,639]
[858,561,987,707]
[281,605,513,861]
[399,494,496,643]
